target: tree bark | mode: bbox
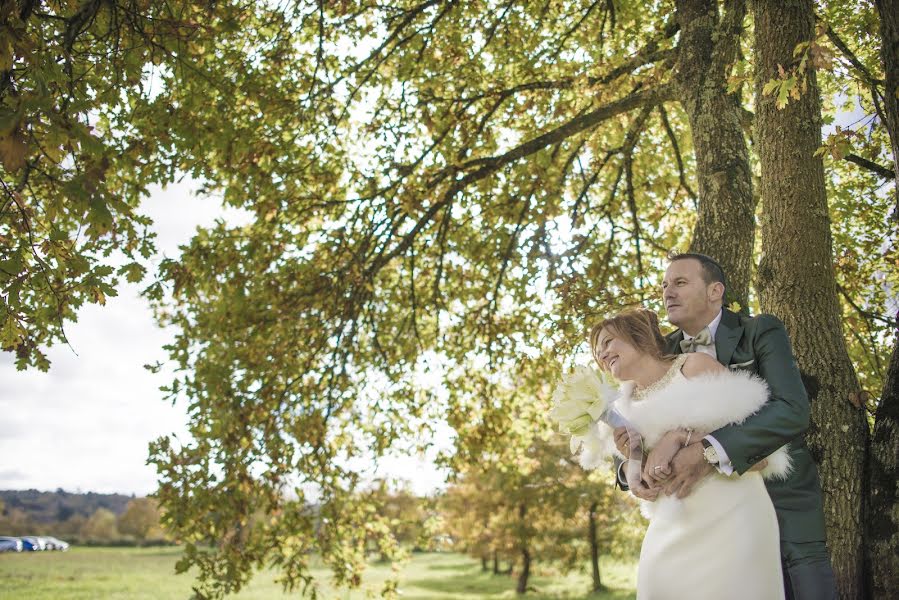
[751,1,867,597]
[588,501,602,592]
[866,327,899,598]
[515,547,531,595]
[675,0,755,308]
[866,5,899,594]
[515,503,530,595]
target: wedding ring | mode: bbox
[653,466,662,471]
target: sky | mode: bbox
[0,181,449,497]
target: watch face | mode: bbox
[703,445,719,464]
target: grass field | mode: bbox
[0,547,636,599]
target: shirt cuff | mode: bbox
[704,434,734,476]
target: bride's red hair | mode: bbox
[589,308,673,369]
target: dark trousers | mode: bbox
[781,540,838,600]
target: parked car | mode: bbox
[0,537,22,552]
[20,536,46,551]
[41,537,69,551]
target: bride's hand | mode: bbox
[643,430,685,484]
[629,479,661,502]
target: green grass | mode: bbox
[0,547,636,599]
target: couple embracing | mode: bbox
[589,254,837,600]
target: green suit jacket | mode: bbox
[666,308,827,543]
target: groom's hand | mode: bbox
[664,443,713,498]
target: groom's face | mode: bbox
[662,259,721,334]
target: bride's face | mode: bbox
[596,327,642,381]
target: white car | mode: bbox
[20,536,46,551]
[41,536,70,551]
[0,537,23,552]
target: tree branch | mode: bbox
[844,153,896,180]
[461,84,675,173]
[818,18,883,89]
[658,104,698,204]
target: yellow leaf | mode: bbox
[0,130,27,172]
[728,301,742,313]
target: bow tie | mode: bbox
[680,327,713,353]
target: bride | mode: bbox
[589,308,787,600]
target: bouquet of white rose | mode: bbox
[549,365,644,484]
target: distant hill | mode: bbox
[0,489,135,523]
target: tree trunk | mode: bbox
[588,501,602,592]
[866,4,899,597]
[751,1,867,597]
[874,0,899,214]
[515,503,530,594]
[866,327,899,598]
[481,555,489,571]
[675,0,755,308]
[493,550,499,574]
[515,547,531,595]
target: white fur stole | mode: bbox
[580,368,792,481]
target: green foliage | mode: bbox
[0,1,222,369]
[141,3,688,596]
[816,0,898,405]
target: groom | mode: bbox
[617,253,837,600]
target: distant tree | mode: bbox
[0,505,32,536]
[366,482,436,556]
[80,508,119,541]
[442,434,639,595]
[57,514,86,538]
[118,497,164,541]
[56,504,74,522]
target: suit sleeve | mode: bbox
[710,315,810,474]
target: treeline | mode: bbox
[0,493,170,545]
[0,489,132,522]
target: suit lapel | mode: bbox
[715,309,743,367]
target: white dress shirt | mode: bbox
[682,310,734,475]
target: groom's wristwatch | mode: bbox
[701,439,720,465]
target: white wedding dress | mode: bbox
[610,355,785,600]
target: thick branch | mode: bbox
[844,153,895,180]
[462,84,675,173]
